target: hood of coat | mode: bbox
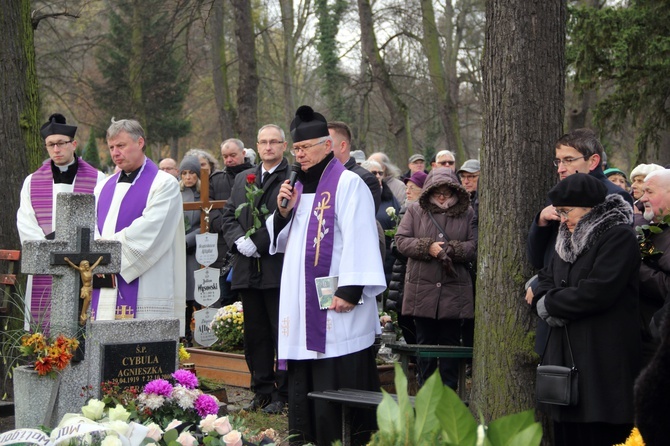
[419,168,471,216]
[555,193,633,263]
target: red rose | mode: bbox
[246,173,256,184]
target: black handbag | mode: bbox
[219,251,236,277]
[536,326,579,406]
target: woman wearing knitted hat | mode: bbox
[179,155,202,345]
[528,173,641,446]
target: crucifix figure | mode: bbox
[63,255,103,324]
[21,193,121,358]
[182,166,227,232]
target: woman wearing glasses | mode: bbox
[529,173,640,446]
[395,168,476,389]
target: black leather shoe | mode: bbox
[262,400,287,414]
[243,393,271,411]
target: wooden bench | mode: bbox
[386,343,473,400]
[308,388,415,446]
[0,250,21,314]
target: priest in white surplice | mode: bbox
[268,106,386,446]
[92,119,186,335]
[17,113,105,330]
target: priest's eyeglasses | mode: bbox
[555,207,576,218]
[290,139,327,156]
[46,140,73,149]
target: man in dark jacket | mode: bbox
[209,138,253,306]
[637,170,670,364]
[219,125,289,414]
[328,121,381,212]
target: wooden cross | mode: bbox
[182,166,227,232]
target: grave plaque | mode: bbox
[101,341,177,387]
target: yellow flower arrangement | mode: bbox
[178,343,190,363]
[614,427,645,446]
[209,302,244,352]
[19,332,79,378]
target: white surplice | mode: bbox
[17,168,106,328]
[93,162,186,335]
[268,170,386,360]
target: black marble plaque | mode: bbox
[101,341,177,388]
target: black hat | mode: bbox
[40,113,77,139]
[290,105,329,143]
[548,173,607,207]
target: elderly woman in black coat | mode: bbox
[529,173,641,446]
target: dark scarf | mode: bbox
[296,152,335,193]
[555,194,632,263]
[227,161,253,177]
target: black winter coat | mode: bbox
[220,158,290,290]
[209,162,253,268]
[534,195,641,424]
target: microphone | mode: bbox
[281,162,302,208]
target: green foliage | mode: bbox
[568,0,670,153]
[314,0,352,121]
[368,363,542,446]
[93,0,191,145]
[82,130,101,169]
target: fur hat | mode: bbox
[179,155,201,177]
[548,173,607,208]
[290,105,329,143]
[630,163,664,181]
[40,113,77,139]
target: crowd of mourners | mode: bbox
[20,111,670,446]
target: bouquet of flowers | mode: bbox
[209,302,244,352]
[636,214,670,260]
[52,369,280,445]
[18,331,79,378]
[235,173,270,238]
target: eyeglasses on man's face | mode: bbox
[370,170,384,177]
[257,139,284,147]
[555,207,576,218]
[460,173,479,181]
[552,156,586,167]
[290,139,326,156]
[437,160,455,166]
[46,140,73,150]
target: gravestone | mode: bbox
[15,193,180,429]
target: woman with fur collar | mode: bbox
[395,168,476,389]
[530,173,641,446]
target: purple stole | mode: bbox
[92,159,158,319]
[295,159,345,353]
[29,159,99,327]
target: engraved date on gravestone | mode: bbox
[101,341,177,387]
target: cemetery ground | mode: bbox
[0,381,290,439]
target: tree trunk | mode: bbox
[0,0,40,250]
[231,0,259,147]
[209,0,236,142]
[420,0,463,161]
[129,0,147,131]
[0,0,41,401]
[472,0,566,437]
[279,0,296,128]
[357,0,412,161]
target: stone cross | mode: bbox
[21,193,121,339]
[183,166,226,232]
